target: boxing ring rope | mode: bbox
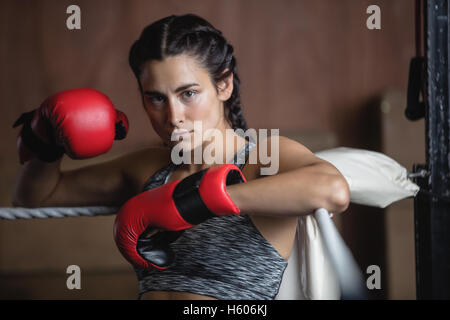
[0,206,118,220]
[0,147,420,300]
[0,147,419,220]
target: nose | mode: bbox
[167,100,185,128]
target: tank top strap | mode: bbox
[142,141,256,192]
[141,162,178,192]
[230,140,256,170]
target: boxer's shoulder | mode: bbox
[119,146,172,194]
[244,135,316,179]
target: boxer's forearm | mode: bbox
[11,158,62,207]
[227,163,350,217]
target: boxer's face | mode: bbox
[139,54,233,150]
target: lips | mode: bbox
[171,130,193,141]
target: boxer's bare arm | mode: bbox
[12,158,63,208]
[11,147,168,208]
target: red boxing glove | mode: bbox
[113,164,246,270]
[13,88,129,164]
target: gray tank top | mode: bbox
[135,141,288,300]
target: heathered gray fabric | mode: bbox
[135,141,288,300]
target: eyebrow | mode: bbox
[143,83,200,96]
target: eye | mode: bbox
[182,90,197,100]
[146,94,166,106]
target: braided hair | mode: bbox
[129,14,247,131]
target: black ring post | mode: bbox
[413,0,450,299]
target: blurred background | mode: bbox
[0,0,423,299]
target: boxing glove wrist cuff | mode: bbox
[172,164,245,225]
[114,109,129,140]
[13,110,65,163]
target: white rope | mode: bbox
[0,206,119,220]
[314,208,367,299]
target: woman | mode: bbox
[12,14,349,300]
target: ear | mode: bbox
[216,71,234,102]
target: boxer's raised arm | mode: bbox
[12,145,169,208]
[11,88,131,208]
[12,153,135,208]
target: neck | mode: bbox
[180,121,247,173]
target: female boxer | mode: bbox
[12,14,349,300]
